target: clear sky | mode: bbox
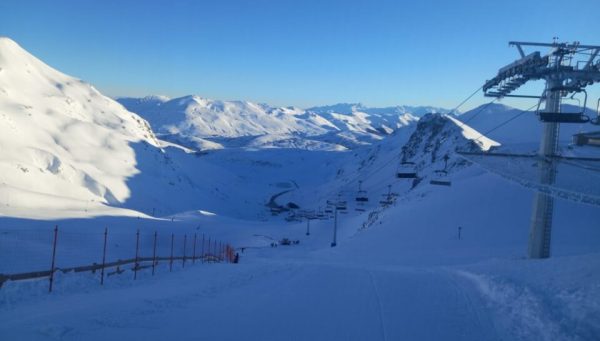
[1,0,599,110]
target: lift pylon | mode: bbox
[483,41,600,259]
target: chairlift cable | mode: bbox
[472,103,538,144]
[448,85,485,115]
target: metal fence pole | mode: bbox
[100,227,108,285]
[152,231,157,276]
[48,225,59,293]
[134,229,140,280]
[182,234,187,268]
[169,233,174,272]
[192,233,197,264]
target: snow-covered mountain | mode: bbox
[307,102,451,117]
[117,96,448,150]
[457,103,595,149]
[0,38,221,218]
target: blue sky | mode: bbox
[1,0,599,110]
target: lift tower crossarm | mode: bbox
[509,41,600,50]
[481,40,600,259]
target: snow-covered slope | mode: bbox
[2,109,597,341]
[0,38,217,219]
[457,103,595,149]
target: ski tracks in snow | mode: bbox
[367,270,387,341]
[455,270,575,341]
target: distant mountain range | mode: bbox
[117,96,451,150]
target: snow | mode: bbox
[118,96,426,150]
[446,114,500,151]
[1,37,599,341]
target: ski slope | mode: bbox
[1,37,599,341]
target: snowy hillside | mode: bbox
[117,96,443,150]
[2,107,598,341]
[0,38,238,219]
[458,103,595,149]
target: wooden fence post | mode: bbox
[207,237,211,262]
[100,227,108,285]
[182,235,187,268]
[192,233,197,264]
[201,234,205,263]
[169,233,174,272]
[152,231,157,276]
[48,225,58,293]
[134,229,140,280]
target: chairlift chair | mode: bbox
[592,98,600,125]
[430,170,452,187]
[538,88,590,123]
[355,180,369,202]
[396,162,418,179]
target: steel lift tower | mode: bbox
[483,41,600,258]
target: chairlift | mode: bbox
[355,181,368,212]
[538,88,590,123]
[430,170,452,186]
[396,161,418,179]
[430,154,452,186]
[592,98,600,125]
[379,199,393,206]
[379,185,395,206]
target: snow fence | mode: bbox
[0,226,236,292]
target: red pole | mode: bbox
[192,233,197,264]
[100,227,108,285]
[152,231,157,276]
[49,225,58,293]
[134,229,140,280]
[207,237,211,262]
[201,234,205,263]
[182,234,187,268]
[169,233,174,272]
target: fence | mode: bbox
[0,226,236,292]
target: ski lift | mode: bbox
[592,98,600,125]
[379,185,395,206]
[538,88,590,123]
[355,181,369,202]
[396,162,417,178]
[355,181,368,211]
[430,170,452,186]
[430,154,452,187]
